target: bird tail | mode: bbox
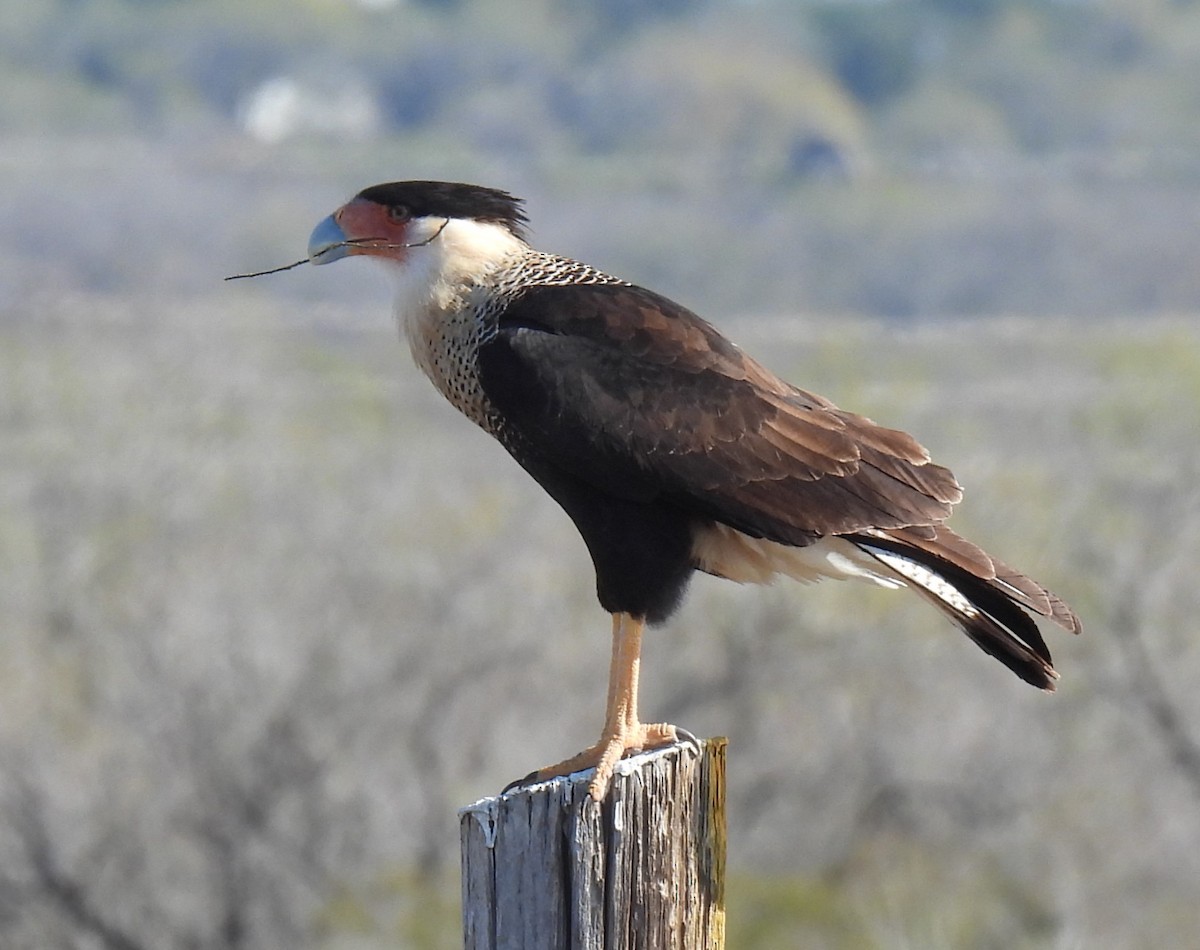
[848,526,1081,691]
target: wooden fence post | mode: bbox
[460,738,727,950]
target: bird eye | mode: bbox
[387,205,410,223]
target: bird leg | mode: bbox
[515,612,689,801]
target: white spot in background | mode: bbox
[238,75,381,144]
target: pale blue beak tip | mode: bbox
[308,215,349,265]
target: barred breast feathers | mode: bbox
[387,216,627,426]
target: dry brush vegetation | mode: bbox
[1,288,1196,947]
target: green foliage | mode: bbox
[9,0,1200,316]
[315,870,459,950]
[14,0,1200,162]
[727,873,867,949]
[560,0,710,42]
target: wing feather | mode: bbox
[478,282,961,544]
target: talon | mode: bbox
[501,770,541,795]
[584,722,681,801]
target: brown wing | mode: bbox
[479,282,962,547]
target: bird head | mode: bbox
[307,180,529,271]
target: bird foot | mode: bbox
[505,723,699,802]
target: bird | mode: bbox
[303,180,1081,801]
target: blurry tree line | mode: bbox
[9,0,1200,159]
[5,0,1200,316]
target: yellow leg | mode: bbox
[516,612,688,801]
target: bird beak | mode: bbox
[308,214,350,265]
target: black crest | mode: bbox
[356,181,528,239]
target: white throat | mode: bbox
[380,216,526,331]
[372,216,527,422]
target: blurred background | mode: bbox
[2,0,1199,946]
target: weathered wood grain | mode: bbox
[460,738,727,950]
